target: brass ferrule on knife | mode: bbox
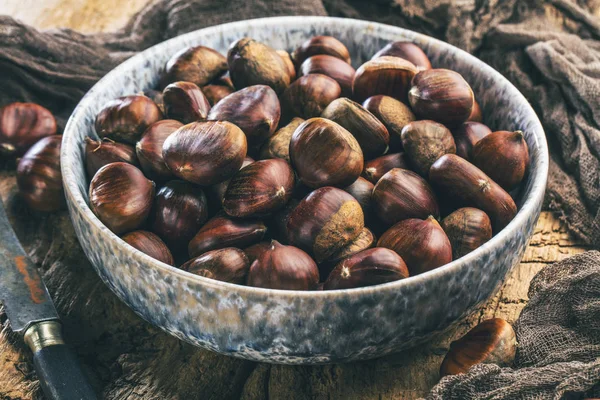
[23,321,65,353]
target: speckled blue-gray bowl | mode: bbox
[61,16,548,365]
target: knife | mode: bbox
[0,197,97,400]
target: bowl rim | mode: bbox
[61,15,549,299]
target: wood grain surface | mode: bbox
[0,2,591,399]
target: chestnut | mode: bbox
[223,159,295,217]
[95,95,163,144]
[291,35,351,66]
[280,74,341,120]
[371,41,432,70]
[161,45,228,88]
[202,82,234,106]
[441,207,492,259]
[188,214,267,257]
[144,89,165,114]
[206,156,255,210]
[321,98,390,160]
[372,168,439,227]
[85,137,138,178]
[227,38,291,93]
[400,120,456,177]
[162,81,211,123]
[181,248,249,284]
[352,56,418,103]
[276,50,297,81]
[207,85,281,148]
[269,198,299,244]
[362,95,416,151]
[243,241,272,265]
[16,135,64,212]
[0,102,56,156]
[258,117,304,163]
[299,55,356,97]
[121,230,174,265]
[325,227,376,265]
[378,216,452,276]
[323,247,409,290]
[247,240,319,290]
[136,119,183,181]
[440,318,516,377]
[471,130,530,191]
[289,118,363,189]
[452,121,492,161]
[151,180,209,252]
[362,153,409,184]
[468,99,483,122]
[287,187,364,262]
[162,121,247,186]
[89,162,155,235]
[429,154,517,232]
[408,69,474,126]
[342,177,374,217]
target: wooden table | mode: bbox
[0,2,590,398]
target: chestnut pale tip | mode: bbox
[340,264,351,279]
[513,130,524,140]
[0,143,16,153]
[478,179,491,193]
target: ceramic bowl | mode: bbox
[61,16,548,364]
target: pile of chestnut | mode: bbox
[85,35,530,291]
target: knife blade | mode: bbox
[0,197,97,400]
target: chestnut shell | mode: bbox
[85,137,138,178]
[162,81,211,123]
[16,135,64,212]
[258,117,304,163]
[362,153,409,184]
[441,207,492,259]
[136,119,183,181]
[342,177,374,217]
[371,41,432,70]
[323,247,409,290]
[162,45,228,88]
[352,56,418,103]
[452,122,492,161]
[121,230,175,265]
[362,95,416,151]
[0,102,57,156]
[280,74,341,121]
[291,35,351,66]
[299,55,356,97]
[181,248,249,284]
[400,120,456,177]
[289,118,363,189]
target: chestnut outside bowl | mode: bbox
[62,16,548,364]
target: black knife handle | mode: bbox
[32,343,97,400]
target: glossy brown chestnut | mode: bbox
[452,121,492,161]
[161,45,228,88]
[95,95,163,144]
[89,162,155,235]
[223,159,295,217]
[243,241,272,265]
[280,74,341,120]
[429,154,517,232]
[291,35,351,66]
[181,248,249,284]
[408,69,474,126]
[162,81,211,123]
[372,168,439,227]
[352,56,418,103]
[471,130,530,191]
[258,117,304,163]
[85,137,138,178]
[16,135,64,212]
[188,214,267,257]
[362,95,416,151]
[325,227,376,265]
[371,41,432,70]
[136,119,183,181]
[440,318,516,377]
[121,230,174,265]
[269,198,299,244]
[247,240,319,290]
[276,50,297,81]
[151,180,209,251]
[342,177,374,217]
[441,207,492,259]
[162,121,247,186]
[207,85,281,148]
[290,118,363,189]
[323,247,409,290]
[299,55,356,97]
[321,97,390,160]
[227,38,291,93]
[287,187,364,262]
[206,156,255,210]
[0,102,57,156]
[400,120,456,177]
[202,83,235,106]
[378,216,452,275]
[362,152,409,184]
[468,99,483,122]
